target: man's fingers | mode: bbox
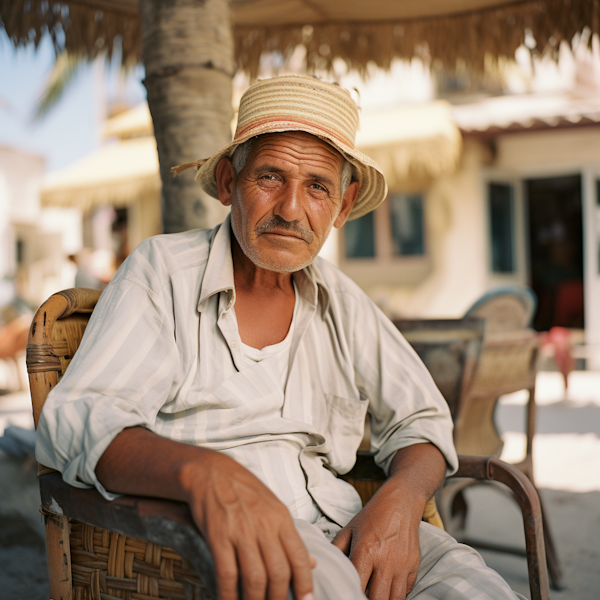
[259,537,292,600]
[211,541,239,600]
[390,575,410,600]
[366,567,393,600]
[406,568,418,596]
[331,525,352,555]
[346,543,374,593]
[280,529,314,600]
[236,538,269,600]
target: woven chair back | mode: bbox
[27,288,208,600]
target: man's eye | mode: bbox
[310,183,327,192]
[260,174,278,181]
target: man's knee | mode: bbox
[410,522,523,600]
[292,519,366,600]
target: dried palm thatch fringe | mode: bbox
[235,0,600,78]
[0,0,141,66]
[1,0,599,76]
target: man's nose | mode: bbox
[274,181,304,222]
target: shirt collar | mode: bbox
[198,213,236,313]
[294,260,331,316]
[197,213,331,316]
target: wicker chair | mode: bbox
[28,288,550,600]
[463,286,563,590]
[393,287,562,591]
[391,318,489,530]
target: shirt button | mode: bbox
[230,341,237,348]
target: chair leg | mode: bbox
[44,511,72,600]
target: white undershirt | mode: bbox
[240,282,298,387]
[235,282,323,523]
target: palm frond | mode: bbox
[31,50,89,122]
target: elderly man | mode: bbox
[36,76,523,600]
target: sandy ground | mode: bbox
[1,370,599,599]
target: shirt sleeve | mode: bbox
[350,295,459,477]
[35,273,181,501]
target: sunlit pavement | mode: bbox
[1,369,599,599]
[466,371,600,599]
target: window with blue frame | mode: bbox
[488,183,515,273]
[389,193,425,256]
[344,193,425,259]
[344,210,375,258]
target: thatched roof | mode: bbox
[2,0,599,75]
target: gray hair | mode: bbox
[231,139,254,176]
[231,138,355,196]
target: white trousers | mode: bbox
[290,519,528,600]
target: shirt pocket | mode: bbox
[324,393,369,474]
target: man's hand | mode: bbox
[332,482,422,599]
[332,443,446,600]
[181,450,316,600]
[97,427,315,600]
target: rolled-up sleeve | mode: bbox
[351,298,458,477]
[35,275,180,500]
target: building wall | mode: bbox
[0,146,88,306]
[495,127,600,172]
[338,139,492,319]
[0,146,45,279]
[494,126,600,361]
[336,126,600,358]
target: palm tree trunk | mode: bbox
[140,0,234,233]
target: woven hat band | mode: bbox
[234,117,355,150]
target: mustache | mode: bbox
[254,215,314,244]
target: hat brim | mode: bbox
[189,121,388,221]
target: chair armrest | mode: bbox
[40,457,549,600]
[39,471,218,598]
[453,455,550,600]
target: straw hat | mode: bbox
[172,76,388,220]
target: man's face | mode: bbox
[217,131,358,273]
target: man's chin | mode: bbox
[248,248,316,273]
[251,256,313,273]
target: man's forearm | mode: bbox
[96,426,209,502]
[96,426,316,600]
[386,442,447,508]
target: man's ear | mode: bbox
[333,181,359,228]
[216,157,236,207]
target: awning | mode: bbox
[453,93,600,135]
[41,136,160,210]
[357,101,462,190]
[102,104,153,141]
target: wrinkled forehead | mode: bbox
[247,131,345,171]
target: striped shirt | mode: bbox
[35,215,458,528]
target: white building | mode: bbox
[339,92,600,366]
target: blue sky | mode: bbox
[0,32,146,172]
